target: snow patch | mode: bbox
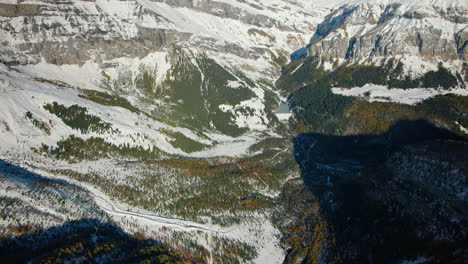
[332,84,468,105]
[227,80,242,89]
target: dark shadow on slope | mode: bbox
[0,218,183,263]
[0,161,188,263]
[292,119,468,264]
[0,159,84,194]
[294,119,466,181]
[290,47,308,61]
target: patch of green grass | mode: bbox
[135,69,156,94]
[247,28,275,42]
[269,50,289,67]
[96,47,274,137]
[159,129,208,153]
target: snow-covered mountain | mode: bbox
[0,0,467,263]
[0,0,324,72]
[303,0,467,78]
[0,0,330,156]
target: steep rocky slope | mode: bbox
[300,0,467,73]
[283,0,467,98]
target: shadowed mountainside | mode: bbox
[292,119,468,263]
[0,218,185,263]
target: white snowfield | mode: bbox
[0,158,113,245]
[332,84,468,105]
[14,48,276,133]
[0,66,182,154]
[92,186,285,264]
[32,164,234,234]
[0,0,326,136]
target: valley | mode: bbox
[0,0,467,263]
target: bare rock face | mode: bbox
[0,0,321,71]
[0,3,41,17]
[151,0,282,29]
[456,30,468,60]
[0,1,184,65]
[307,2,468,63]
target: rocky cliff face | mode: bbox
[304,0,467,78]
[0,0,321,68]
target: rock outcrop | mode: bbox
[306,1,467,73]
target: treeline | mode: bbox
[290,81,356,134]
[164,54,254,137]
[291,88,468,136]
[159,128,208,153]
